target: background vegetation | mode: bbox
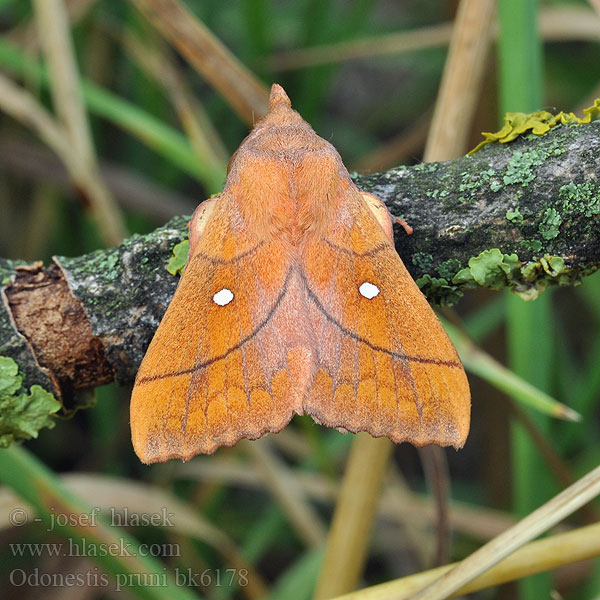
[1,0,600,598]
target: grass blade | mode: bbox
[0,445,198,600]
[0,38,216,186]
[443,319,580,421]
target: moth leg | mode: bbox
[391,215,413,236]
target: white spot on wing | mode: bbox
[359,282,379,299]
[213,288,234,306]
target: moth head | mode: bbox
[266,84,301,120]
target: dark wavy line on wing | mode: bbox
[136,269,292,383]
[300,271,461,368]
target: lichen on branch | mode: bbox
[360,119,600,304]
[0,356,60,447]
[0,119,599,398]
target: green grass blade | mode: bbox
[556,332,600,454]
[498,0,552,594]
[0,445,199,600]
[506,295,555,600]
[0,38,221,192]
[577,270,600,322]
[268,547,323,600]
[443,319,579,421]
[498,0,544,114]
[84,82,222,192]
[242,0,272,66]
[462,296,505,343]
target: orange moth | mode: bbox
[130,84,470,464]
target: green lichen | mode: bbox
[426,187,452,202]
[412,162,439,174]
[79,247,122,281]
[437,258,462,280]
[540,255,568,278]
[459,168,496,192]
[453,249,519,290]
[451,169,499,205]
[521,239,543,253]
[558,182,600,217]
[539,208,562,240]
[449,247,584,302]
[167,240,189,276]
[516,255,572,300]
[415,274,463,306]
[0,356,60,448]
[104,253,120,280]
[503,149,546,187]
[506,206,524,223]
[412,252,434,271]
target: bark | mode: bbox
[1,121,599,400]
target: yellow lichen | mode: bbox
[469,98,600,154]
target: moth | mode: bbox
[131,84,470,464]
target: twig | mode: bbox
[120,29,228,192]
[409,465,600,600]
[2,120,600,392]
[330,520,600,599]
[129,0,270,124]
[423,0,496,161]
[418,447,450,567]
[268,6,600,71]
[244,438,326,548]
[33,0,127,246]
[0,138,196,221]
[313,434,394,599]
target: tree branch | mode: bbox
[1,121,599,400]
